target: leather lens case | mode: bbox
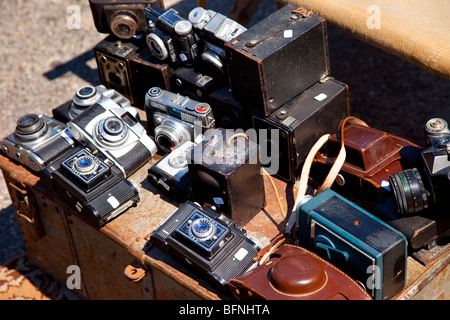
[228,244,372,300]
[309,122,422,209]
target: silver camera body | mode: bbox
[188,7,247,45]
[1,114,75,172]
[188,7,246,75]
[69,85,131,120]
[145,87,215,153]
[67,97,157,177]
[53,84,132,124]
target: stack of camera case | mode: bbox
[1,1,449,300]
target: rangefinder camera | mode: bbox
[150,201,261,290]
[145,7,198,67]
[147,140,197,202]
[52,84,132,123]
[188,7,246,76]
[297,189,407,300]
[1,114,75,172]
[389,117,450,215]
[145,87,215,153]
[49,146,140,227]
[89,0,163,39]
[67,96,157,178]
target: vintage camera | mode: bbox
[389,118,450,215]
[147,140,196,202]
[49,146,140,227]
[66,96,157,178]
[187,128,266,227]
[145,7,198,67]
[252,78,349,183]
[170,66,223,102]
[225,4,330,116]
[150,201,261,290]
[208,84,252,130]
[89,0,163,39]
[52,85,132,123]
[1,114,75,172]
[296,189,408,300]
[188,7,246,76]
[94,35,172,109]
[145,87,215,153]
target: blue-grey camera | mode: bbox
[296,189,407,300]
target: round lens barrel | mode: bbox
[15,114,47,139]
[388,168,429,215]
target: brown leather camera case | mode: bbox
[228,244,372,300]
[309,122,422,209]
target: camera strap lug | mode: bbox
[8,182,45,241]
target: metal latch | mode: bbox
[124,260,147,282]
[8,182,45,241]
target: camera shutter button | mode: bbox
[195,103,210,114]
[174,20,193,36]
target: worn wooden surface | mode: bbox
[0,153,448,300]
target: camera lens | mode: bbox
[168,155,188,169]
[74,156,97,174]
[15,114,48,140]
[191,218,215,240]
[147,33,169,60]
[76,86,96,99]
[110,13,138,40]
[154,119,191,153]
[104,117,124,136]
[388,168,431,215]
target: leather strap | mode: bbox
[287,116,368,233]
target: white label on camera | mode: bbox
[314,93,328,101]
[107,196,120,209]
[179,53,188,62]
[158,178,170,191]
[213,197,224,205]
[234,248,249,261]
[284,29,293,38]
[381,180,391,191]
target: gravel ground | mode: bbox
[1,0,449,265]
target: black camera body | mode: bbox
[1,114,75,172]
[89,0,163,39]
[52,85,132,124]
[389,118,450,215]
[150,201,261,290]
[145,7,198,67]
[252,78,349,183]
[170,66,224,103]
[208,84,253,130]
[94,35,172,110]
[225,4,330,116]
[187,128,265,227]
[48,146,140,227]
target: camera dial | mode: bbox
[15,114,48,141]
[147,33,169,60]
[425,118,448,135]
